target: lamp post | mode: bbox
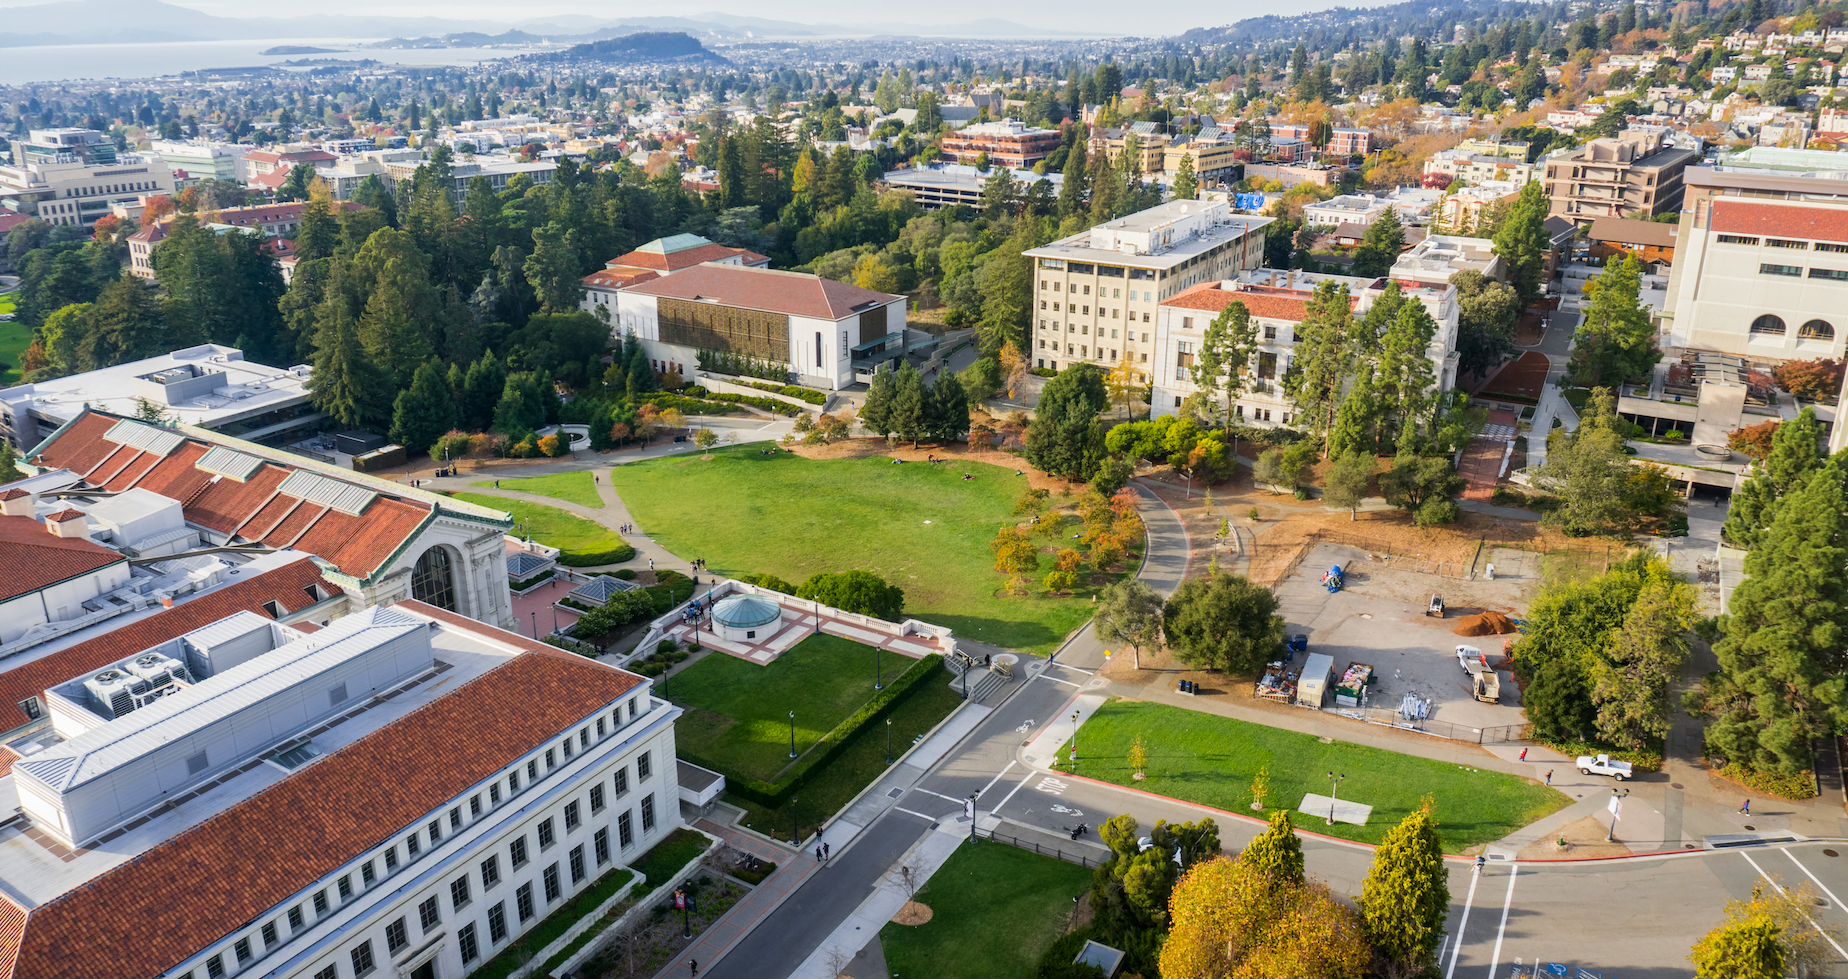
[788,710,797,759]
[1606,787,1628,842]
[875,644,883,691]
[530,611,538,639]
[1326,772,1346,825]
[968,792,978,843]
[885,717,893,764]
[1071,710,1081,772]
[792,796,800,845]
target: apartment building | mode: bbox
[0,599,680,979]
[1151,265,1461,427]
[1089,128,1173,174]
[1328,128,1374,156]
[0,128,176,228]
[881,164,1065,210]
[939,120,1062,169]
[1422,148,1537,187]
[1021,200,1273,373]
[1543,128,1702,226]
[146,139,245,182]
[1302,194,1392,230]
[1161,137,1242,184]
[127,202,364,278]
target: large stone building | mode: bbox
[579,234,769,317]
[1543,128,1701,226]
[0,128,176,228]
[1021,200,1273,373]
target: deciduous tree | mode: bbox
[1162,572,1286,674]
[794,570,905,621]
[1690,917,1785,979]
[1323,449,1375,520]
[1160,856,1368,979]
[1239,809,1304,884]
[1094,578,1164,668]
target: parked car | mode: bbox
[1576,753,1633,780]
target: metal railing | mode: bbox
[979,828,1103,868]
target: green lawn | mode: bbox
[659,633,914,782]
[450,492,634,566]
[880,841,1091,979]
[471,470,604,508]
[1057,700,1569,852]
[0,317,30,386]
[731,678,964,838]
[606,444,1124,655]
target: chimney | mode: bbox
[45,508,88,538]
[161,597,174,609]
[0,489,32,518]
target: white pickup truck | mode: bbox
[1576,753,1633,780]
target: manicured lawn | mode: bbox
[629,827,713,893]
[607,444,1127,655]
[1056,699,1568,852]
[450,492,633,566]
[880,841,1091,979]
[659,633,914,782]
[731,677,964,838]
[471,470,604,508]
[0,317,30,386]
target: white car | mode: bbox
[1576,753,1632,780]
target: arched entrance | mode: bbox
[411,547,458,611]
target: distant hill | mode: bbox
[549,31,729,64]
[1179,0,1538,45]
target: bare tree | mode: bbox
[888,849,932,907]
[822,943,855,978]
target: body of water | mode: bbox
[0,38,545,86]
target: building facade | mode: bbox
[1586,215,1679,265]
[881,164,1065,210]
[1022,200,1273,373]
[940,120,1062,169]
[145,140,245,183]
[1543,128,1701,226]
[128,203,363,279]
[579,234,769,316]
[0,129,176,228]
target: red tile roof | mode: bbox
[42,509,84,523]
[0,606,642,979]
[1712,201,1848,244]
[0,555,338,740]
[0,514,123,605]
[0,490,22,501]
[608,241,770,273]
[29,411,485,582]
[623,263,901,320]
[1162,282,1334,322]
[0,213,34,237]
[582,268,659,291]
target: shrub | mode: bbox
[512,569,555,590]
[657,638,678,655]
[1662,428,1686,441]
[1712,761,1817,799]
[430,430,473,463]
[611,568,638,580]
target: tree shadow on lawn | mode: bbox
[924,612,1077,656]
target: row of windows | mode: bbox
[177,696,651,979]
[1749,315,1836,339]
[1720,233,1848,254]
[1759,263,1848,282]
[1040,281,1159,303]
[1177,317,1287,343]
[1040,322,1146,341]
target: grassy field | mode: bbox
[880,841,1091,979]
[0,317,30,386]
[450,492,634,566]
[731,679,964,837]
[606,444,1123,655]
[471,470,604,508]
[659,633,915,782]
[1056,699,1568,852]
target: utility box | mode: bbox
[1296,652,1335,707]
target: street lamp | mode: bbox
[791,796,800,845]
[1606,787,1629,842]
[1071,710,1081,772]
[530,611,538,639]
[968,792,979,843]
[788,710,797,759]
[1326,772,1346,825]
[885,717,893,764]
[875,644,883,691]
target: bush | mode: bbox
[695,391,806,416]
[1038,928,1104,979]
[1712,761,1817,799]
[1031,367,1058,377]
[559,540,636,567]
[1531,736,1664,773]
[657,638,678,655]
[741,379,828,404]
[430,430,473,463]
[732,860,777,885]
[611,568,638,580]
[1490,487,1527,507]
[512,569,555,590]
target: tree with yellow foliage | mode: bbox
[1160,856,1368,979]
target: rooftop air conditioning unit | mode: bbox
[126,652,192,687]
[85,669,148,719]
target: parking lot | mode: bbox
[1273,543,1537,733]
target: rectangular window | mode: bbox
[570,844,587,883]
[1762,263,1803,276]
[315,967,336,979]
[1717,234,1760,245]
[562,739,572,759]
[458,924,479,964]
[539,818,556,849]
[488,902,508,943]
[511,835,529,868]
[235,939,252,965]
[450,876,471,911]
[614,767,629,796]
[546,749,556,770]
[565,800,581,831]
[1810,268,1848,281]
[619,811,635,849]
[428,821,441,844]
[1258,352,1277,380]
[418,896,441,934]
[637,752,652,781]
[490,783,502,805]
[642,794,656,832]
[262,922,278,947]
[314,890,329,915]
[597,718,607,738]
[361,861,376,886]
[288,906,305,931]
[595,827,611,865]
[591,784,606,814]
[1182,316,1193,329]
[350,940,375,978]
[1766,238,1809,249]
[580,728,590,749]
[338,875,353,900]
[816,331,823,367]
[385,918,408,953]
[450,807,462,830]
[470,795,482,817]
[628,698,638,719]
[509,772,521,794]
[527,760,538,781]
[1817,242,1848,254]
[516,883,535,922]
[544,864,562,903]
[205,956,225,979]
[481,854,501,888]
[384,846,399,871]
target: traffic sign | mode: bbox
[1578,969,1601,979]
[1545,964,1568,976]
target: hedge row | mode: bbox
[558,541,637,567]
[692,653,946,809]
[700,391,807,416]
[743,380,828,405]
[1713,761,1818,800]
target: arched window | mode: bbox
[1751,314,1787,336]
[411,548,457,612]
[1800,319,1835,340]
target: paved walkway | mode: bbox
[643,821,811,979]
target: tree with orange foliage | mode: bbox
[90,215,121,242]
[990,525,1039,577]
[1160,856,1369,979]
[142,195,177,223]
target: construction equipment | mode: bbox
[1426,594,1445,618]
[1321,564,1345,593]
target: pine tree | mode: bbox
[1360,808,1450,974]
[389,359,458,454]
[889,362,926,446]
[1374,298,1438,451]
[1280,280,1355,445]
[929,373,970,441]
[308,297,382,430]
[1492,181,1550,308]
[1724,407,1823,548]
[1057,137,1088,218]
[1238,809,1304,884]
[0,443,24,485]
[861,368,896,437]
[294,181,339,263]
[1172,151,1198,200]
[1351,208,1406,277]
[524,222,584,313]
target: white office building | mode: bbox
[0,128,176,228]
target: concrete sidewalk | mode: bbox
[643,821,811,979]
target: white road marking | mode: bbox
[1035,776,1070,796]
[1485,864,1519,979]
[991,768,1039,815]
[912,787,965,804]
[975,760,1018,801]
[1743,851,1848,960]
[1038,674,1084,689]
[1783,847,1848,914]
[1445,864,1483,979]
[890,805,939,822]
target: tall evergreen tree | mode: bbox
[1191,299,1257,427]
[1280,280,1355,445]
[1724,407,1823,548]
[928,372,970,441]
[1361,808,1451,976]
[308,297,382,430]
[1057,137,1088,218]
[1239,809,1305,884]
[1492,181,1550,308]
[1172,151,1198,200]
[462,350,507,430]
[889,362,927,445]
[861,368,896,437]
[1024,364,1109,481]
[389,359,458,454]
[1350,207,1405,277]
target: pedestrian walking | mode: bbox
[689,959,698,977]
[650,558,655,571]
[1544,769,1553,786]
[1740,799,1752,815]
[815,845,823,862]
[823,842,830,859]
[494,480,500,489]
[1518,747,1528,761]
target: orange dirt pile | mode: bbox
[1452,611,1518,637]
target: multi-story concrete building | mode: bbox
[0,129,176,228]
[1151,265,1461,427]
[881,164,1065,210]
[0,598,680,979]
[146,140,245,183]
[127,202,363,279]
[379,155,556,203]
[1021,200,1273,373]
[1328,128,1374,156]
[1543,128,1702,226]
[1302,194,1392,230]
[1161,137,1242,184]
[579,234,769,316]
[1422,148,1538,187]
[940,120,1062,170]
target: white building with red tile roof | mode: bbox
[1153,267,1459,429]
[615,263,907,390]
[24,410,517,628]
[578,233,768,320]
[0,600,681,979]
[127,202,364,279]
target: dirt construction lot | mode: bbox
[1273,543,1538,733]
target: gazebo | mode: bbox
[710,593,783,641]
